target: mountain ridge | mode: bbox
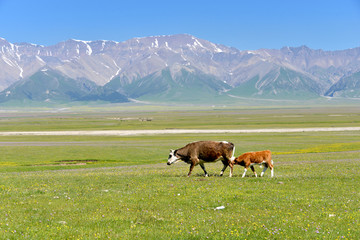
[1,34,360,104]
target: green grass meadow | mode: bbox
[0,106,359,239]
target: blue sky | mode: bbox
[0,0,359,50]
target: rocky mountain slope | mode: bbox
[1,34,360,103]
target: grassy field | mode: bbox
[0,106,359,239]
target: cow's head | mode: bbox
[167,149,180,165]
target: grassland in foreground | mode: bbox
[0,106,359,239]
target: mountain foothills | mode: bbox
[0,34,360,104]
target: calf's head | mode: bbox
[167,150,180,165]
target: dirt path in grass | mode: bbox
[1,127,360,136]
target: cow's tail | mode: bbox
[231,144,236,162]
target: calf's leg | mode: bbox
[250,165,257,177]
[242,167,248,178]
[269,160,274,177]
[260,165,268,177]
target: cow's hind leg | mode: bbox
[219,160,228,177]
[199,163,209,177]
[224,157,234,177]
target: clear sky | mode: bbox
[0,0,359,50]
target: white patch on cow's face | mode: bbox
[167,150,180,165]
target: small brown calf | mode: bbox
[233,150,274,177]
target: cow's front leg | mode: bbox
[188,163,195,177]
[199,163,208,177]
[220,160,228,176]
[187,157,199,177]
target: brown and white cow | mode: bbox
[233,150,274,177]
[167,141,236,177]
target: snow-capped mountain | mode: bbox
[1,34,360,103]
